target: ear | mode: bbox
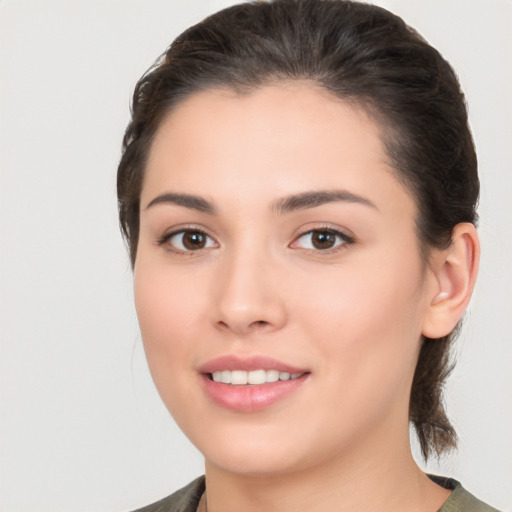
[422,223,480,339]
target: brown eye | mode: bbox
[167,230,216,252]
[293,229,352,251]
[311,230,337,249]
[182,231,206,250]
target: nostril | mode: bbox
[251,320,269,328]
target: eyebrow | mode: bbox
[272,190,378,214]
[145,189,377,215]
[145,192,215,214]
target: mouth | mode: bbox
[199,355,310,412]
[209,369,306,385]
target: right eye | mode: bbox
[160,230,217,252]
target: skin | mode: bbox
[134,83,479,512]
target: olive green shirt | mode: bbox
[132,475,501,512]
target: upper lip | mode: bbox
[198,355,308,374]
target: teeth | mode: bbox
[247,369,266,385]
[231,370,247,385]
[211,369,303,385]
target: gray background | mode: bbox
[1,1,510,510]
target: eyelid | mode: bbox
[156,225,219,253]
[290,225,355,252]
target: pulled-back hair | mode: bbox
[117,0,479,459]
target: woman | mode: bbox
[117,1,499,510]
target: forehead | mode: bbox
[142,83,414,217]
[150,83,384,162]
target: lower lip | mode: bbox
[200,374,309,412]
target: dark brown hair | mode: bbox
[117,0,478,459]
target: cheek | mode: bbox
[135,272,179,347]
[134,255,209,337]
[133,265,205,404]
[298,253,426,386]
[300,257,424,336]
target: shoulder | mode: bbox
[430,475,502,512]
[130,476,205,512]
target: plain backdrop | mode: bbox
[1,1,510,511]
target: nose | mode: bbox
[211,248,287,337]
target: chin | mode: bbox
[196,419,346,480]
[186,421,306,476]
[205,448,302,477]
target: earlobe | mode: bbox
[422,223,480,339]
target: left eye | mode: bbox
[293,229,350,251]
[166,230,216,251]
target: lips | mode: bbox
[198,355,310,412]
[199,354,307,374]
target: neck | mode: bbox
[202,430,450,512]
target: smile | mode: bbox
[199,355,310,412]
[211,369,304,385]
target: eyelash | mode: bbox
[156,226,355,255]
[291,227,355,253]
[157,227,218,255]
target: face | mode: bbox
[135,84,436,477]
